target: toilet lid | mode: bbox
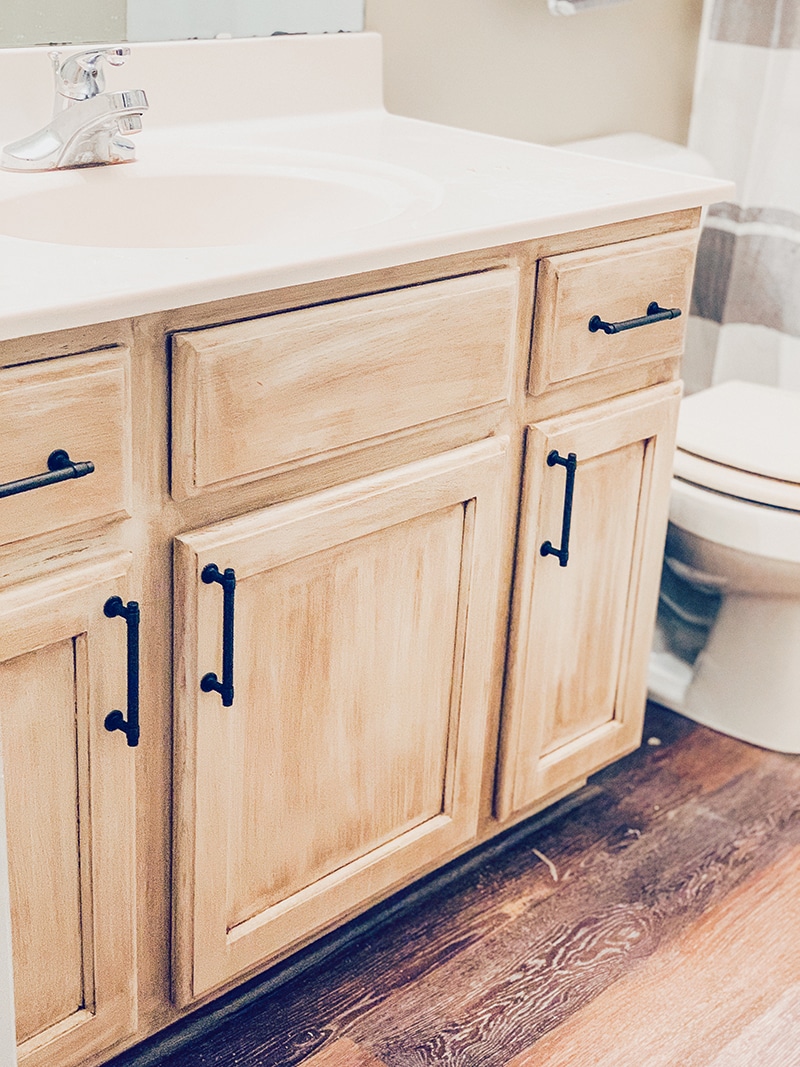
[677,381,800,486]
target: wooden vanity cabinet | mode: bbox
[168,218,694,1001]
[0,210,699,1066]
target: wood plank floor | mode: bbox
[112,704,800,1067]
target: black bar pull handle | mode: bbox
[0,449,94,500]
[104,597,140,747]
[200,564,236,707]
[588,301,681,335]
[540,450,578,568]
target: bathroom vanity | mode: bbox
[0,33,731,1067]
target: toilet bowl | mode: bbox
[664,381,800,753]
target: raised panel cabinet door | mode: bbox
[173,438,508,1003]
[496,382,681,821]
[0,553,137,1067]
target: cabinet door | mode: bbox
[0,554,137,1067]
[173,439,507,1003]
[496,383,680,821]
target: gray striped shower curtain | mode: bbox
[685,0,800,394]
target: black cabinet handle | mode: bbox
[588,301,681,335]
[104,597,140,747]
[200,564,236,707]
[0,449,94,500]
[540,450,578,568]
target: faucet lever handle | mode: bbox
[50,47,131,103]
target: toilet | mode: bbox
[665,381,800,753]
[561,133,800,753]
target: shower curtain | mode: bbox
[652,0,800,698]
[684,0,800,395]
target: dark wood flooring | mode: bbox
[111,704,800,1067]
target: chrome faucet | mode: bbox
[1,47,149,171]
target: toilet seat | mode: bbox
[670,477,800,566]
[674,380,800,512]
[673,450,800,511]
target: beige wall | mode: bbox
[365,0,703,146]
[0,0,700,142]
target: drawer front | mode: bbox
[0,350,131,548]
[529,229,698,396]
[171,269,518,498]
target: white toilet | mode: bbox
[561,133,800,753]
[665,381,800,753]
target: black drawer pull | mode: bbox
[588,301,681,335]
[104,597,140,747]
[0,449,94,500]
[540,450,578,568]
[200,564,236,707]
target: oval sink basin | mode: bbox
[0,165,428,248]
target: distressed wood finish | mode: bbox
[0,211,704,1067]
[0,553,137,1067]
[530,229,698,399]
[496,381,681,819]
[172,438,509,1003]
[112,706,800,1067]
[0,349,131,548]
[171,269,519,498]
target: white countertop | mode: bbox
[0,33,733,343]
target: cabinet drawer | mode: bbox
[0,349,131,547]
[171,269,518,498]
[529,229,698,397]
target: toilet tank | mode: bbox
[558,132,715,177]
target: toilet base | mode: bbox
[680,593,800,754]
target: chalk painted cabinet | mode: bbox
[0,208,698,1065]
